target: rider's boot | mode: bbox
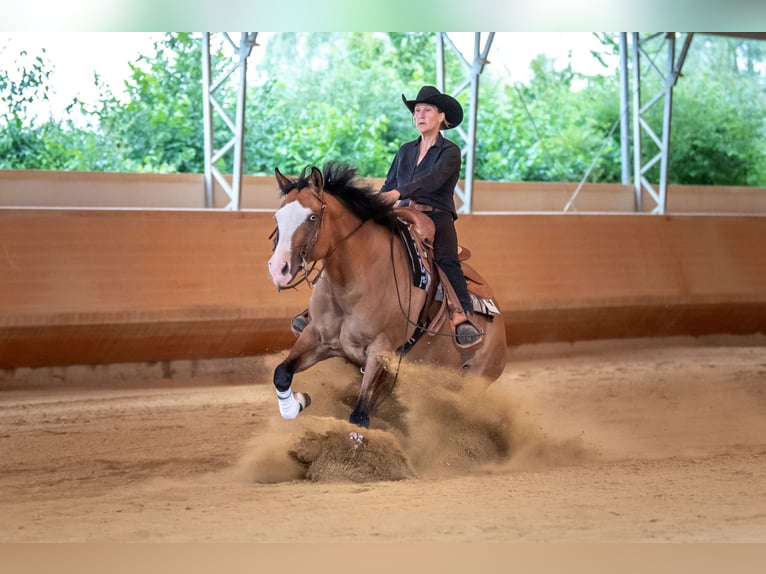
[451,309,481,347]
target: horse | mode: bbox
[267,162,507,429]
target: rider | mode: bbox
[291,85,480,347]
[378,85,480,347]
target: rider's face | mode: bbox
[413,104,445,135]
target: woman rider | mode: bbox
[378,85,480,347]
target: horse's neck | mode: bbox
[323,222,399,290]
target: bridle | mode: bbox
[269,184,367,291]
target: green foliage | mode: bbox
[668,41,766,186]
[1,34,208,173]
[474,55,623,182]
[245,32,438,177]
[629,34,766,187]
[0,49,52,169]
[2,32,765,188]
[669,72,766,186]
[92,32,206,173]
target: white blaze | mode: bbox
[268,202,313,287]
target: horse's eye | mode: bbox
[309,214,318,222]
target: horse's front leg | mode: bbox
[349,345,397,428]
[273,327,333,419]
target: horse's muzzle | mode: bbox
[268,249,300,289]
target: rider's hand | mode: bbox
[380,189,400,206]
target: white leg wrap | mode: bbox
[276,388,301,419]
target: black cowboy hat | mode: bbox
[402,85,463,129]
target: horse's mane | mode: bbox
[291,162,397,227]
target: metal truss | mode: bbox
[194,32,757,214]
[435,32,495,214]
[630,32,693,214]
[201,32,258,210]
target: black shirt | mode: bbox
[380,133,461,219]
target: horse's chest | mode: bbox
[317,318,375,364]
[312,279,393,362]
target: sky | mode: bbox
[0,32,617,124]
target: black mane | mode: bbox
[292,162,396,226]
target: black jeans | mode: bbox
[426,209,472,314]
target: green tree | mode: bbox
[635,33,766,186]
[2,32,764,188]
[474,53,623,182]
[91,32,207,173]
[245,32,449,178]
[0,48,52,168]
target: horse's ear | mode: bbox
[274,167,292,193]
[308,166,324,193]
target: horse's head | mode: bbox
[268,166,329,289]
[268,162,395,290]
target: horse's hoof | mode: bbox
[295,392,311,412]
[349,431,364,450]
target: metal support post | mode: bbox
[436,32,445,93]
[630,32,693,214]
[619,32,631,186]
[202,33,214,208]
[201,32,258,210]
[657,34,676,214]
[435,32,494,214]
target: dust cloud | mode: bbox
[234,353,592,483]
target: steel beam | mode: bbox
[630,32,693,214]
[619,33,631,186]
[436,32,494,214]
[201,32,258,210]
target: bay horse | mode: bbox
[267,162,507,429]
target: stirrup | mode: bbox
[291,309,310,337]
[455,321,481,347]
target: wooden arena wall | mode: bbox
[3,169,766,213]
[1,208,764,368]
